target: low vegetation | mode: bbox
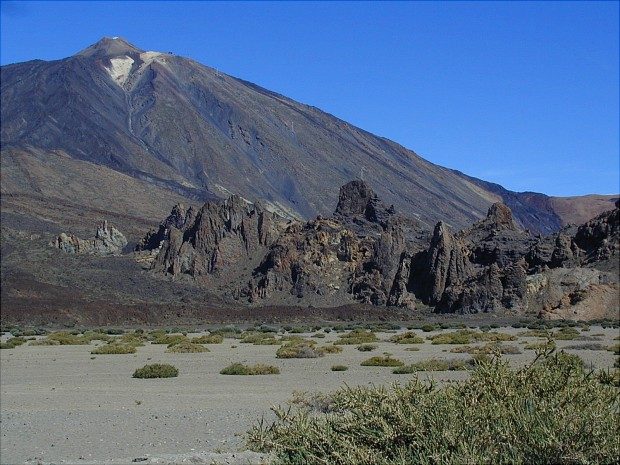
[564,343,608,351]
[132,363,178,379]
[220,363,280,375]
[30,332,91,346]
[191,334,224,344]
[1,337,24,349]
[115,333,146,347]
[248,350,619,464]
[450,343,522,355]
[334,329,378,345]
[524,340,557,351]
[0,337,27,349]
[277,340,322,359]
[319,345,343,355]
[360,355,404,367]
[331,365,348,372]
[520,327,582,341]
[357,344,377,352]
[428,329,516,345]
[91,343,136,355]
[393,358,474,373]
[389,332,424,344]
[149,333,188,345]
[165,341,210,353]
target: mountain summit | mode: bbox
[77,36,145,58]
[1,38,617,236]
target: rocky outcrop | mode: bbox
[414,221,471,305]
[246,218,372,302]
[246,182,410,306]
[136,204,195,251]
[139,181,618,320]
[393,204,531,313]
[526,267,619,320]
[152,196,282,276]
[573,200,619,266]
[333,180,395,227]
[54,221,127,255]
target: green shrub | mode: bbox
[0,337,26,349]
[165,341,209,353]
[311,333,326,338]
[360,356,404,367]
[31,332,89,345]
[150,334,188,345]
[564,343,608,351]
[524,340,557,351]
[331,365,348,372]
[521,327,581,341]
[91,344,136,355]
[428,329,516,345]
[209,325,242,338]
[420,323,438,332]
[277,341,322,358]
[104,328,125,335]
[393,358,473,373]
[115,333,147,347]
[389,332,424,344]
[82,331,112,342]
[289,327,308,334]
[191,334,224,344]
[334,329,378,345]
[357,344,377,352]
[133,363,178,378]
[248,351,619,464]
[319,345,343,355]
[240,331,273,344]
[609,344,620,355]
[220,363,280,375]
[450,343,522,355]
[253,337,282,345]
[553,327,581,340]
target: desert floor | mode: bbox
[1,325,618,464]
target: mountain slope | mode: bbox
[1,37,614,235]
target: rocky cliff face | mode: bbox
[139,180,618,320]
[145,196,282,277]
[386,200,619,317]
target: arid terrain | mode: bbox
[1,35,618,465]
[1,324,618,464]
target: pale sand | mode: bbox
[1,326,617,464]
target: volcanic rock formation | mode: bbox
[140,180,618,319]
[54,221,127,255]
[144,196,282,277]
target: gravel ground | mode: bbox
[1,326,618,464]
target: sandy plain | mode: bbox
[1,326,618,464]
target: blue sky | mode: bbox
[1,1,618,196]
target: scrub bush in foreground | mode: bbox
[248,350,619,465]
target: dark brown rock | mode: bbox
[153,196,281,277]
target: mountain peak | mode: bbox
[77,37,144,58]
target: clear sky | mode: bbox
[1,1,618,196]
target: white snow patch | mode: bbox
[106,56,134,86]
